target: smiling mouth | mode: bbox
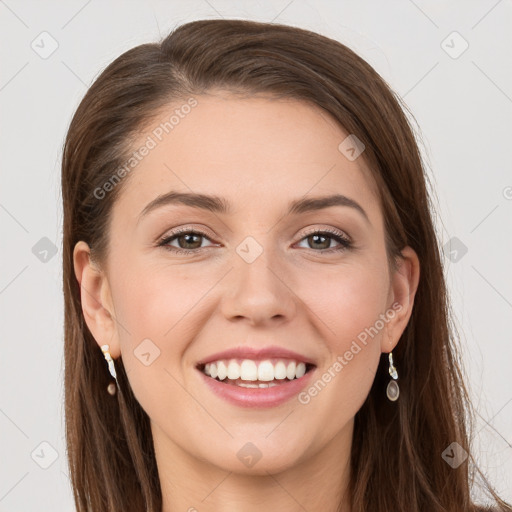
[196,359,316,388]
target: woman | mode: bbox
[62,18,511,512]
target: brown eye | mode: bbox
[158,230,215,253]
[174,232,203,250]
[306,233,331,250]
[296,229,352,253]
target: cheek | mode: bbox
[107,258,194,406]
[110,254,201,342]
[302,256,390,352]
[292,258,389,429]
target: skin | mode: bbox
[74,93,420,512]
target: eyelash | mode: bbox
[157,227,352,255]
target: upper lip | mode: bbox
[196,345,317,367]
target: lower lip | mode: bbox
[197,367,316,408]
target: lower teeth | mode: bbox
[217,377,292,388]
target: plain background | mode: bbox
[0,0,511,509]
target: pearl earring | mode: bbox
[386,352,399,401]
[101,344,118,395]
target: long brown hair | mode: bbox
[61,18,511,512]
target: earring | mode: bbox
[386,352,399,401]
[101,344,118,395]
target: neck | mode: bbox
[153,420,353,512]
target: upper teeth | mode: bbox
[203,359,307,381]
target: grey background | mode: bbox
[1,0,511,509]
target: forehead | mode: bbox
[115,93,381,222]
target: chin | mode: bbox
[197,435,308,476]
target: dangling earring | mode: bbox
[386,352,399,401]
[101,344,118,395]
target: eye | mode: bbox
[295,228,352,253]
[157,227,353,255]
[158,229,216,254]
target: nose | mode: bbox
[220,246,297,327]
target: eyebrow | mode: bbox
[138,191,370,224]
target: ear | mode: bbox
[381,245,420,353]
[73,241,121,358]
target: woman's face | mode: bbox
[76,93,418,476]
